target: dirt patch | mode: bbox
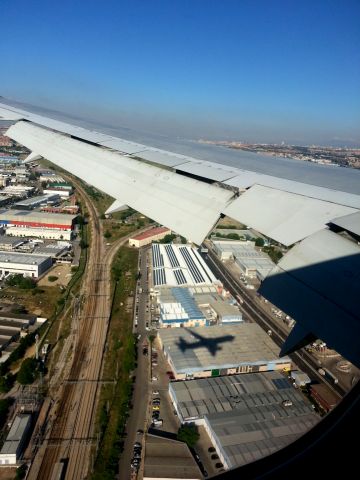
[0,285,61,319]
[0,467,17,480]
[216,216,245,229]
[38,264,72,287]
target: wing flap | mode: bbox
[224,184,357,246]
[6,121,234,244]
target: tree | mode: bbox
[79,240,88,249]
[255,237,265,247]
[17,358,38,385]
[0,398,12,428]
[226,233,240,240]
[177,424,200,448]
[180,236,187,244]
[112,265,122,281]
[15,464,28,480]
[160,234,176,244]
[6,274,35,290]
[0,373,15,393]
[48,276,58,282]
[104,230,112,239]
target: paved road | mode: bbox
[118,246,152,480]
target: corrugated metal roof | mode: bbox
[130,226,170,241]
[0,209,76,224]
[0,251,50,265]
[205,409,318,469]
[0,414,31,455]
[159,324,289,374]
[7,121,234,245]
[144,434,202,479]
[170,372,315,422]
[224,185,357,246]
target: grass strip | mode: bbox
[92,247,138,479]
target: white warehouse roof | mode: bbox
[0,252,51,265]
[152,244,217,287]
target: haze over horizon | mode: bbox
[1,0,359,146]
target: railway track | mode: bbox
[28,177,150,480]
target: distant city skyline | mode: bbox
[1,0,359,146]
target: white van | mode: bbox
[152,419,163,426]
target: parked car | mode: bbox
[152,418,163,427]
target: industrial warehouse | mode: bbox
[143,434,202,480]
[0,414,32,465]
[0,251,52,279]
[13,194,61,210]
[203,401,318,470]
[157,286,242,328]
[129,226,171,248]
[169,371,315,424]
[152,243,218,287]
[213,240,275,280]
[157,324,291,380]
[0,312,37,353]
[168,372,318,471]
[0,209,78,240]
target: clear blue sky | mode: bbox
[1,0,359,145]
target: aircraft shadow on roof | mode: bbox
[176,327,235,357]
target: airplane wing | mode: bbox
[1,100,360,366]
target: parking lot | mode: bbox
[127,246,221,479]
[148,337,180,434]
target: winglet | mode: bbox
[23,152,42,164]
[105,200,128,215]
